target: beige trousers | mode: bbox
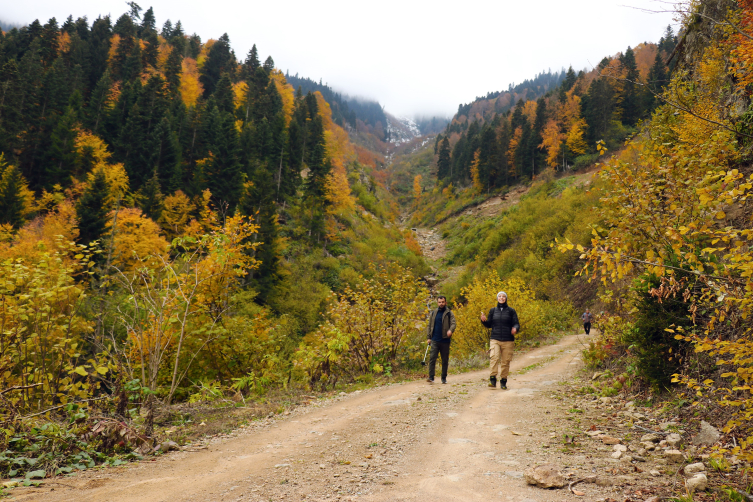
[490,340,514,379]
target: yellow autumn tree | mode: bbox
[412,174,423,200]
[539,119,565,167]
[470,150,483,192]
[108,208,170,271]
[180,58,202,107]
[160,190,194,240]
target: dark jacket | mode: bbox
[426,308,457,341]
[481,304,520,342]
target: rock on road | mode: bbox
[24,334,589,502]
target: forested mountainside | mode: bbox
[0,3,428,440]
[431,27,678,189]
[283,73,390,140]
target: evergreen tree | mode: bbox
[206,111,243,209]
[49,106,79,185]
[76,169,110,246]
[214,74,235,115]
[645,50,669,112]
[0,161,30,229]
[619,46,642,126]
[199,33,235,97]
[582,77,616,146]
[164,46,182,95]
[562,66,577,92]
[437,136,451,180]
[263,56,275,74]
[136,171,164,220]
[152,116,182,193]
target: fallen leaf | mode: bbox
[573,489,585,496]
[511,431,521,436]
[364,454,373,459]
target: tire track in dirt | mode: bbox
[18,334,589,502]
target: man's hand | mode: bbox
[480,313,487,322]
[447,330,452,337]
[511,328,517,335]
[426,339,431,344]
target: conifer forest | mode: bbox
[2,1,753,499]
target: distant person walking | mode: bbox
[480,291,520,390]
[581,309,593,335]
[425,296,456,384]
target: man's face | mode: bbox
[437,298,446,308]
[497,293,507,303]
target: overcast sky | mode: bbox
[5,1,676,118]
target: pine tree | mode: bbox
[645,51,669,112]
[437,136,451,180]
[206,111,243,209]
[164,46,182,95]
[0,160,31,229]
[214,74,235,115]
[152,116,182,192]
[76,169,110,246]
[263,56,274,74]
[49,106,79,185]
[562,66,577,92]
[619,46,642,126]
[199,33,235,97]
[136,171,164,221]
[582,77,616,146]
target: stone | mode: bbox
[274,464,291,468]
[640,442,656,451]
[684,462,706,475]
[524,464,566,488]
[641,433,662,443]
[650,469,662,476]
[666,433,682,448]
[621,455,634,463]
[601,436,621,445]
[611,450,623,459]
[594,477,614,486]
[685,473,708,492]
[693,421,721,446]
[658,440,668,447]
[637,448,647,456]
[645,497,660,502]
[631,456,646,462]
[359,462,369,468]
[599,397,613,404]
[319,464,327,469]
[613,444,627,452]
[665,449,684,463]
[155,440,180,453]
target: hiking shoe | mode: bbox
[426,378,434,383]
[488,376,497,388]
[441,378,447,384]
[500,378,507,390]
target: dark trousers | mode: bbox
[429,341,450,380]
[584,322,591,335]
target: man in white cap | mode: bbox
[480,291,519,389]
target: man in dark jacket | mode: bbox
[480,291,520,389]
[581,309,593,335]
[425,296,457,384]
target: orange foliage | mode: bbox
[539,119,564,168]
[403,230,422,256]
[634,43,658,78]
[108,34,121,66]
[270,70,295,125]
[507,126,522,177]
[196,39,215,69]
[522,100,537,125]
[180,58,202,107]
[731,0,753,93]
[354,145,382,169]
[0,201,80,259]
[313,92,356,213]
[109,208,169,271]
[156,42,173,72]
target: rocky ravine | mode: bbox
[7,331,720,502]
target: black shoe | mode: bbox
[488,376,497,388]
[500,378,507,390]
[426,378,434,383]
[441,378,447,384]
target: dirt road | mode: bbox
[21,334,591,502]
